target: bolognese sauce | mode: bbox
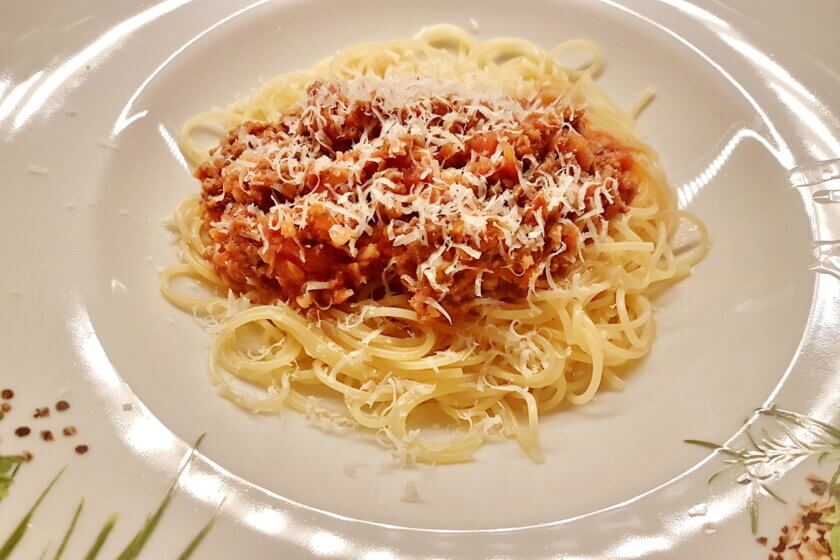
[195,77,637,321]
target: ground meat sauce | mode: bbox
[196,78,637,321]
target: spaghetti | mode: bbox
[162,25,707,464]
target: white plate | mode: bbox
[2,1,839,558]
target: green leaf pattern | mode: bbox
[687,407,839,558]
[0,438,216,559]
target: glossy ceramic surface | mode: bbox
[1,1,839,558]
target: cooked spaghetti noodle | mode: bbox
[162,25,707,464]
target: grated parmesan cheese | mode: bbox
[401,480,421,503]
[199,76,636,319]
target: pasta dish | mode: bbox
[161,25,707,464]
